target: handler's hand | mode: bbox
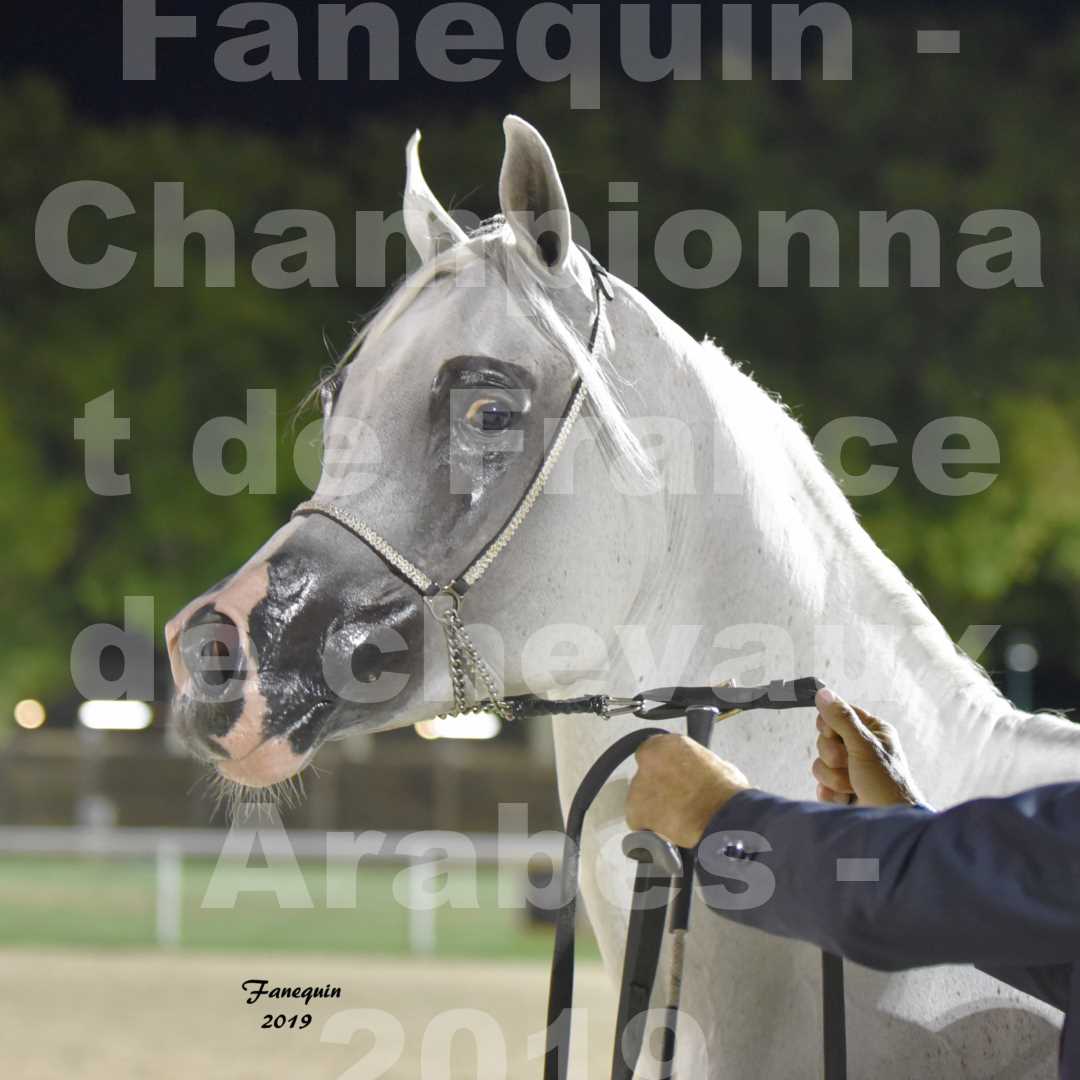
[626,734,751,848]
[813,687,927,808]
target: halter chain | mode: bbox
[291,249,613,722]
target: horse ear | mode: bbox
[498,115,573,272]
[403,130,467,263]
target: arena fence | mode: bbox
[0,826,567,954]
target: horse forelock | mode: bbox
[302,224,655,486]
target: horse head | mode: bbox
[165,117,651,790]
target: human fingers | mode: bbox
[812,756,854,794]
[816,731,848,769]
[816,688,880,759]
[817,782,855,805]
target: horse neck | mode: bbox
[611,292,1080,806]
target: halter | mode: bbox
[291,247,614,723]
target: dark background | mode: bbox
[2,0,1079,733]
[6,2,1077,131]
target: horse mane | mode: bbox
[693,336,1009,712]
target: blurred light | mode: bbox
[13,699,46,730]
[78,700,153,731]
[415,711,501,741]
[1005,642,1039,674]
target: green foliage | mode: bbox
[3,11,1080,722]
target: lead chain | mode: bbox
[441,608,513,723]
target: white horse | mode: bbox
[167,116,1079,1077]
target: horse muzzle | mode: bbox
[165,541,425,787]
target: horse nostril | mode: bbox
[351,642,384,684]
[201,634,237,687]
[181,608,244,696]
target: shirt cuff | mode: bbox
[701,787,784,840]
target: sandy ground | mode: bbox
[0,948,617,1079]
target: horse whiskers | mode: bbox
[199,764,313,823]
[190,769,232,823]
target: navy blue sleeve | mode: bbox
[695,783,1080,1012]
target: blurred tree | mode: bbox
[2,11,1079,727]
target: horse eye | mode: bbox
[464,396,516,433]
